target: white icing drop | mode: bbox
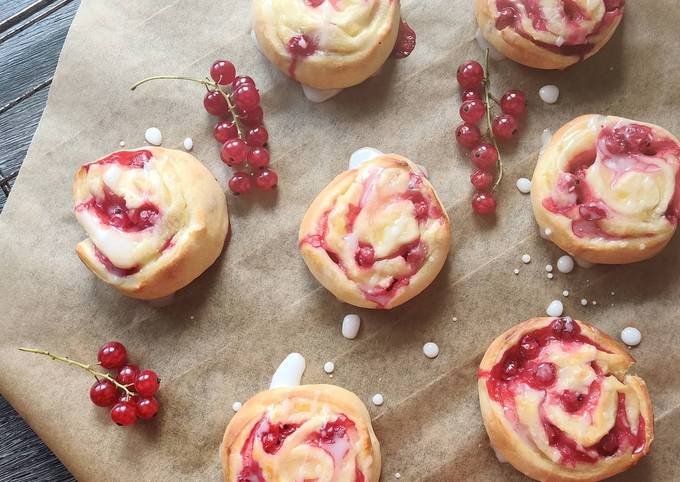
[539,85,560,104]
[521,254,531,264]
[119,140,126,147]
[580,298,588,306]
[148,293,175,307]
[541,128,553,149]
[371,393,384,406]
[232,401,242,412]
[349,148,384,170]
[546,300,564,317]
[301,84,343,103]
[621,327,642,346]
[516,178,531,194]
[183,137,193,151]
[423,342,439,359]
[144,127,162,146]
[575,257,595,269]
[323,361,335,374]
[545,264,553,273]
[475,28,506,60]
[270,353,306,389]
[547,273,554,279]
[557,255,575,274]
[513,268,520,275]
[342,314,361,339]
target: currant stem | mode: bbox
[18,348,136,397]
[483,48,503,192]
[219,90,245,139]
[130,75,213,91]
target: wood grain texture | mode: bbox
[0,1,78,480]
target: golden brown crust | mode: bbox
[475,0,623,70]
[252,0,400,89]
[531,115,679,264]
[479,318,654,482]
[220,384,381,481]
[73,147,229,299]
[299,154,451,309]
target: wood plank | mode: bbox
[0,396,74,482]
[0,0,79,108]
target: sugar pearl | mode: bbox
[562,290,569,297]
[521,254,531,264]
[513,268,520,275]
[395,474,402,480]
[546,300,564,317]
[372,394,384,406]
[545,264,553,272]
[547,273,554,279]
[539,85,560,104]
[516,178,531,194]
[232,402,242,412]
[144,127,162,145]
[119,140,126,147]
[183,137,193,151]
[342,314,361,339]
[621,327,642,346]
[423,342,439,359]
[557,255,575,273]
[580,298,588,306]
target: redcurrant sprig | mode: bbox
[131,60,278,196]
[455,49,527,215]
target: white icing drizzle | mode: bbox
[144,127,162,146]
[539,85,559,104]
[557,255,575,273]
[546,300,564,317]
[349,147,384,170]
[422,342,439,359]
[621,327,642,346]
[371,393,384,406]
[516,178,531,194]
[270,353,306,389]
[301,84,343,103]
[183,137,193,151]
[575,257,595,269]
[341,314,361,339]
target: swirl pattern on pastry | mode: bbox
[299,155,451,309]
[73,147,228,299]
[475,0,625,69]
[531,115,680,264]
[478,317,653,482]
[252,0,402,89]
[220,384,381,482]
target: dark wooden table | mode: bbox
[0,1,78,479]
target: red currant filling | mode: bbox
[85,149,151,172]
[260,422,300,455]
[286,34,318,79]
[81,186,159,233]
[391,18,416,59]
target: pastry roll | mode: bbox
[531,115,680,264]
[220,384,381,481]
[475,0,624,69]
[479,317,653,482]
[73,147,229,299]
[252,0,405,90]
[299,154,451,309]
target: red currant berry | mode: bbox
[221,139,249,166]
[111,401,137,426]
[492,114,519,140]
[246,126,268,147]
[470,169,494,191]
[229,172,253,195]
[136,398,159,420]
[241,107,264,127]
[210,60,236,85]
[471,143,499,170]
[234,84,260,112]
[472,191,497,215]
[455,123,482,149]
[461,89,482,102]
[255,169,278,191]
[89,380,118,407]
[116,364,138,387]
[232,75,255,90]
[500,89,527,117]
[97,341,128,369]
[456,60,484,89]
[214,120,238,144]
[134,369,160,398]
[248,147,270,169]
[459,99,486,124]
[203,91,229,117]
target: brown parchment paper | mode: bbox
[1,0,680,480]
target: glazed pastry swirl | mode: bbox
[475,0,624,69]
[299,155,451,309]
[532,115,680,264]
[478,318,653,482]
[73,147,228,299]
[221,385,381,482]
[252,0,401,89]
